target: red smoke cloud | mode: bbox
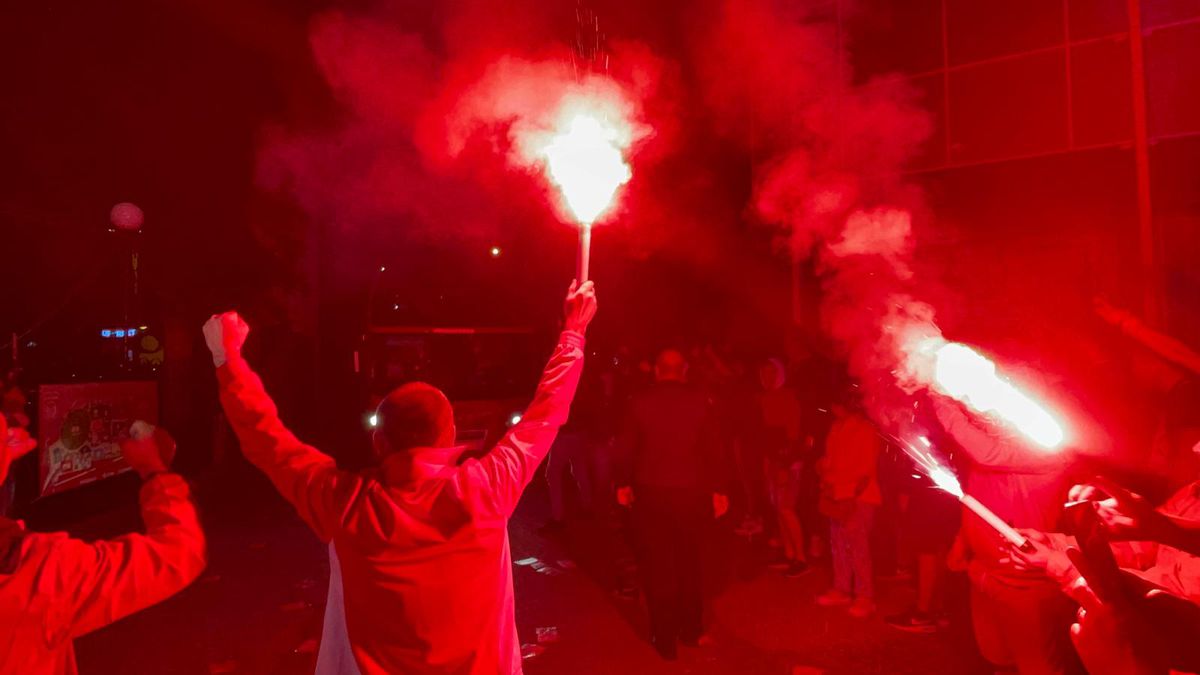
[257,3,672,249]
[692,0,941,422]
[258,0,952,424]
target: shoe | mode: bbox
[784,561,811,578]
[848,598,876,618]
[651,637,677,660]
[885,610,938,633]
[815,590,852,607]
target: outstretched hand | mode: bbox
[1069,476,1171,542]
[563,280,598,334]
[203,312,250,367]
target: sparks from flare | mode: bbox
[923,341,1066,450]
[890,433,1031,551]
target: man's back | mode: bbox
[329,452,526,674]
[208,283,595,674]
[0,530,89,675]
[215,329,587,675]
[623,382,718,491]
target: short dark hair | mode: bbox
[655,349,688,382]
[375,382,455,453]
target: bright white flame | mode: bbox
[508,413,523,427]
[541,113,631,226]
[368,414,378,428]
[933,342,1066,449]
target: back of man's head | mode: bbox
[655,349,688,383]
[374,382,456,458]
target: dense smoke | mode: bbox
[692,0,940,422]
[256,3,671,247]
[258,0,947,424]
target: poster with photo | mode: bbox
[37,381,158,497]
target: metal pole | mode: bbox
[1127,0,1161,324]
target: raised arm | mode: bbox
[206,313,364,541]
[50,427,206,637]
[933,396,1062,473]
[459,281,596,518]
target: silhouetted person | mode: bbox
[934,395,1076,674]
[0,419,206,674]
[205,281,596,675]
[616,349,728,660]
[816,394,882,618]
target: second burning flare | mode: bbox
[911,339,1067,451]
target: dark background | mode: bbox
[2,0,1198,473]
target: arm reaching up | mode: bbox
[206,313,365,542]
[460,281,596,519]
[934,397,1064,473]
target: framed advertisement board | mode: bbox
[37,381,158,497]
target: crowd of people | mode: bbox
[539,310,1200,672]
[0,278,1198,674]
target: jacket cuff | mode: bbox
[560,330,586,350]
[215,354,248,386]
[139,472,188,501]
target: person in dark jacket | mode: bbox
[616,349,729,660]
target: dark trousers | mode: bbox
[634,486,707,646]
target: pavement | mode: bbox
[39,467,988,674]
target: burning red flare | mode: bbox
[541,112,632,226]
[924,341,1066,450]
[515,89,637,227]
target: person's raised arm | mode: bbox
[50,425,206,638]
[206,313,364,541]
[933,396,1060,473]
[459,281,596,519]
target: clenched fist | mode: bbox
[121,421,177,480]
[203,312,250,367]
